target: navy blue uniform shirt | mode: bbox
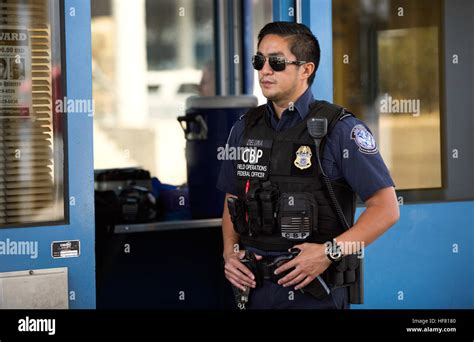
[216,88,395,202]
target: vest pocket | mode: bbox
[245,181,279,236]
[277,193,318,241]
[227,197,249,235]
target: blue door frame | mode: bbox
[0,0,96,309]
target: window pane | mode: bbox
[332,0,442,190]
[0,0,65,227]
[92,0,214,186]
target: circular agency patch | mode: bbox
[350,124,378,154]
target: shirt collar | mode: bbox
[266,87,315,120]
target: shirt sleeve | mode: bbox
[216,119,244,196]
[325,116,395,202]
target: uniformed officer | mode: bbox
[217,22,399,309]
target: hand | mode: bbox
[223,250,262,291]
[274,243,331,290]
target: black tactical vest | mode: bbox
[235,100,357,251]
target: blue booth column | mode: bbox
[300,0,333,102]
[63,0,96,309]
[273,0,296,22]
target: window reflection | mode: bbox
[0,0,65,227]
[92,0,214,186]
[333,0,442,190]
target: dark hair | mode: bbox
[257,22,320,86]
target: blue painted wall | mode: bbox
[355,201,473,309]
[0,0,96,309]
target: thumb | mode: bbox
[238,250,246,259]
[254,254,263,260]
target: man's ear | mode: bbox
[301,62,315,82]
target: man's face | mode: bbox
[12,61,23,78]
[257,34,302,103]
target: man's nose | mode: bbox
[260,58,274,75]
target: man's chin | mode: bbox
[261,89,278,101]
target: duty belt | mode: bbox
[242,249,357,290]
[232,249,358,309]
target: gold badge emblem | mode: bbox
[294,145,312,170]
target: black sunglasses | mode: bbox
[252,54,306,72]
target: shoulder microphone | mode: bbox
[307,117,328,140]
